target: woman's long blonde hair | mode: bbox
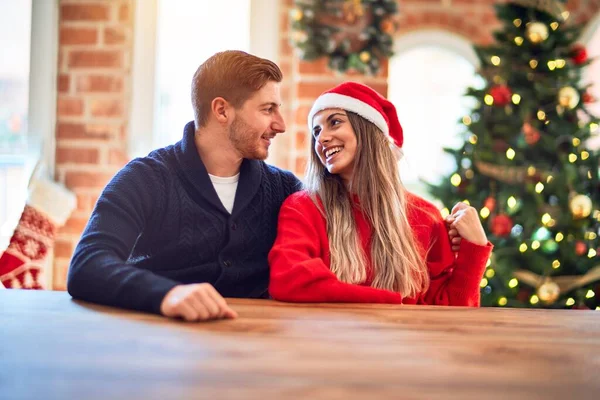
[304,112,429,297]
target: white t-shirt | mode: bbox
[208,173,240,213]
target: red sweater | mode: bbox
[268,191,493,306]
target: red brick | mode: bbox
[280,37,293,56]
[89,98,124,118]
[54,239,74,259]
[56,123,115,140]
[295,106,311,125]
[297,82,338,100]
[58,74,70,93]
[65,171,115,189]
[108,148,128,166]
[294,156,307,175]
[56,147,100,164]
[296,131,309,151]
[299,59,331,75]
[68,50,123,68]
[60,215,90,234]
[119,3,130,22]
[60,27,98,45]
[104,27,127,45]
[61,4,110,21]
[76,75,123,93]
[57,97,84,117]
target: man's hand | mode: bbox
[445,202,488,250]
[160,283,238,322]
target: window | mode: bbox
[130,0,280,158]
[0,0,57,251]
[388,31,483,200]
[582,14,600,150]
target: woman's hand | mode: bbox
[445,202,488,247]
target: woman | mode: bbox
[268,82,492,306]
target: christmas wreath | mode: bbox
[290,0,399,75]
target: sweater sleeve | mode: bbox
[67,160,180,314]
[268,194,404,303]
[418,217,493,307]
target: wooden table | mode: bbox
[1,290,599,399]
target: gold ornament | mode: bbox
[343,0,364,24]
[514,266,600,304]
[291,8,303,22]
[359,51,371,63]
[558,86,580,109]
[537,281,561,304]
[526,22,549,44]
[570,194,592,219]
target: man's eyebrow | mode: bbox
[259,102,281,107]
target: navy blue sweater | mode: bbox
[67,121,301,314]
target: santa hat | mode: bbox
[307,81,404,148]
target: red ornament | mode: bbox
[575,241,587,256]
[583,91,596,104]
[571,44,588,65]
[484,197,496,211]
[522,122,541,145]
[490,214,513,237]
[489,85,512,106]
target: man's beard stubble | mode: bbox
[228,116,268,160]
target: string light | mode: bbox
[585,232,597,240]
[527,166,536,176]
[581,151,589,160]
[484,95,494,105]
[486,258,492,267]
[568,153,577,163]
[480,278,488,288]
[529,59,538,69]
[552,260,560,269]
[462,116,472,125]
[566,298,575,306]
[512,94,521,104]
[485,269,495,278]
[586,290,595,299]
[465,169,474,179]
[535,182,544,193]
[589,171,593,180]
[573,138,581,146]
[541,213,552,225]
[590,123,598,133]
[509,278,519,288]
[550,22,559,30]
[480,207,491,219]
[519,243,528,253]
[514,36,524,45]
[451,174,462,187]
[513,19,522,27]
[546,175,554,183]
[498,297,508,306]
[469,134,478,144]
[462,199,471,206]
[589,248,597,258]
[506,148,516,160]
[537,110,545,120]
[507,196,517,208]
[547,61,556,70]
[441,208,450,219]
[531,240,541,250]
[491,56,501,66]
[555,59,566,68]
[530,295,539,305]
[561,11,570,20]
[555,232,564,242]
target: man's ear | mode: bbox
[211,97,231,123]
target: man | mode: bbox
[68,51,301,321]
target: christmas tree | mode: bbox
[428,0,600,309]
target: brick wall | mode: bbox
[53,0,134,290]
[49,0,600,289]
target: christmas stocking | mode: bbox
[0,177,76,289]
